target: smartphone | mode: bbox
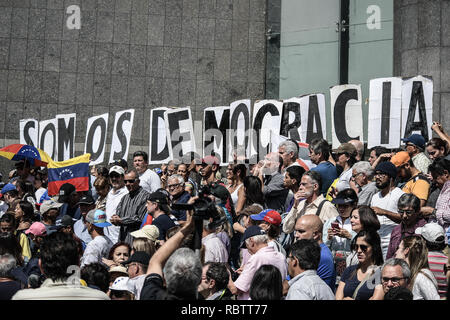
[331,222,340,230]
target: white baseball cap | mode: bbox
[109,165,125,175]
[415,223,445,244]
[109,276,134,294]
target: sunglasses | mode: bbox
[124,179,136,184]
[354,244,369,252]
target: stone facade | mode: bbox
[393,0,450,132]
[0,0,267,174]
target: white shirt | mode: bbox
[370,187,404,259]
[104,186,128,244]
[336,167,353,192]
[80,235,113,268]
[128,274,147,300]
[230,184,243,206]
[139,168,161,194]
[202,233,229,263]
[0,201,9,218]
[412,269,440,300]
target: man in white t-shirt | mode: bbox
[133,151,161,194]
[104,166,128,243]
[80,209,113,268]
[370,162,404,259]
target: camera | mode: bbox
[171,184,220,221]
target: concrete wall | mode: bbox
[393,0,450,132]
[0,0,267,176]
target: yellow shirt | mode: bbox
[402,174,430,201]
[17,232,31,263]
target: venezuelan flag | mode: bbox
[47,153,91,196]
[0,144,53,167]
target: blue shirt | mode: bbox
[152,214,177,241]
[171,191,191,221]
[311,162,338,196]
[318,243,336,292]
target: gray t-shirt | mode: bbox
[357,181,379,206]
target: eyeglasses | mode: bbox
[374,172,388,178]
[382,277,405,284]
[398,209,416,215]
[126,263,138,270]
[168,183,181,189]
[405,143,416,148]
[354,244,369,252]
[124,179,136,184]
[352,172,363,179]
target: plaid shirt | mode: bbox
[436,181,450,238]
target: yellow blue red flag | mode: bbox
[47,153,91,196]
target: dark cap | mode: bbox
[77,194,95,206]
[58,183,76,203]
[113,159,128,169]
[208,182,229,201]
[240,225,265,248]
[58,215,75,227]
[122,251,150,266]
[331,191,358,205]
[401,134,426,150]
[147,190,169,204]
[375,161,397,179]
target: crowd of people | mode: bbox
[0,121,449,301]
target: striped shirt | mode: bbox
[428,251,448,299]
[116,187,150,245]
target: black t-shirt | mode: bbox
[341,264,376,300]
[140,273,198,300]
[152,214,177,240]
[0,280,22,300]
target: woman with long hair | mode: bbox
[335,229,384,300]
[395,235,440,300]
[241,176,265,211]
[228,163,247,212]
[102,242,131,269]
[14,200,35,232]
[346,205,381,266]
[249,264,283,300]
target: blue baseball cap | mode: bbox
[401,134,426,150]
[1,183,16,195]
[240,225,265,248]
[86,209,111,228]
[250,209,282,226]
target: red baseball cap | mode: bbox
[250,209,282,226]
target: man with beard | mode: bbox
[199,156,220,186]
[370,162,405,259]
[390,151,431,207]
[282,171,338,234]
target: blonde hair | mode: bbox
[401,236,429,289]
[132,237,156,257]
[215,206,233,239]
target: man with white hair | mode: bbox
[350,161,379,206]
[228,225,288,300]
[278,140,300,172]
[168,174,191,224]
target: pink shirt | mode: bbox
[234,246,288,300]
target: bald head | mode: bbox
[349,139,364,161]
[294,215,323,243]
